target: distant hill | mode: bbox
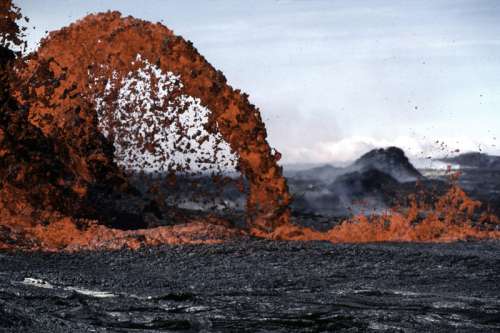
[285,146,422,183]
[352,147,422,182]
[287,147,426,217]
[439,152,500,170]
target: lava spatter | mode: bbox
[0,7,290,250]
[20,11,291,232]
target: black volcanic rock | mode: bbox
[439,152,500,170]
[329,168,399,199]
[290,168,400,218]
[352,147,422,182]
[2,241,500,332]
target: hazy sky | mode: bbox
[15,0,500,164]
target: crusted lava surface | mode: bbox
[1,240,500,332]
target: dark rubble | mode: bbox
[1,240,500,332]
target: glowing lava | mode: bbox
[253,182,500,243]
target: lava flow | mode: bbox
[1,2,499,252]
[253,181,500,243]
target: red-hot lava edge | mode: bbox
[1,3,499,251]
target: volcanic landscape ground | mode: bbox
[2,157,500,332]
[1,4,500,332]
[1,240,500,332]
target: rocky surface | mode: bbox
[1,240,499,332]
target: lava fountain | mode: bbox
[0,3,499,251]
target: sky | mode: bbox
[15,0,500,165]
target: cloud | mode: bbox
[279,135,500,165]
[18,0,500,166]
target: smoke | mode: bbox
[254,183,500,243]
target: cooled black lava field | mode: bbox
[1,240,500,332]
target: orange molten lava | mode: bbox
[251,183,500,243]
[1,181,499,251]
[0,208,244,252]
